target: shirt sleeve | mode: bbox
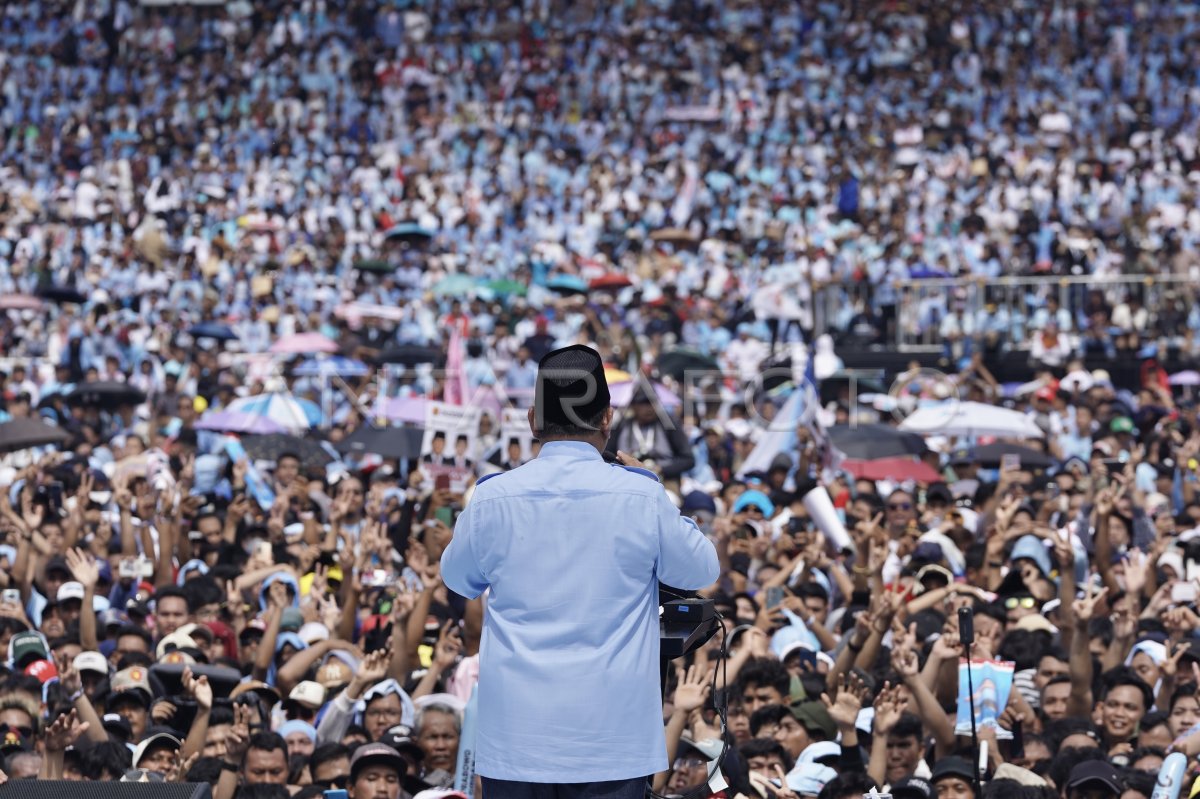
[654,489,719,590]
[440,500,489,600]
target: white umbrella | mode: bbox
[1169,371,1200,387]
[898,401,1044,439]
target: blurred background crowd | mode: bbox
[2,2,1200,799]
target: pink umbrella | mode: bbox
[0,294,45,311]
[374,396,428,425]
[195,410,289,435]
[269,332,339,355]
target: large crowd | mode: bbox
[2,1,1200,799]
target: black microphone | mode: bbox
[958,606,975,647]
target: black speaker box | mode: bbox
[0,781,211,799]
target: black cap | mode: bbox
[931,756,975,784]
[534,345,610,430]
[349,742,407,781]
[1066,760,1121,794]
[892,777,933,799]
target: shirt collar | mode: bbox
[538,440,603,460]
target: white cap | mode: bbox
[73,651,109,676]
[132,731,181,768]
[57,582,86,603]
[288,680,327,709]
[297,622,329,646]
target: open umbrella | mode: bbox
[589,273,633,291]
[970,442,1057,470]
[227,393,321,432]
[609,381,682,408]
[432,274,477,298]
[546,274,588,295]
[188,322,239,341]
[375,346,443,366]
[38,285,89,305]
[0,418,70,453]
[0,294,44,311]
[828,424,927,460]
[270,332,339,355]
[655,349,721,381]
[383,223,435,243]
[243,433,336,469]
[649,228,701,250]
[335,426,424,461]
[195,410,289,435]
[293,356,371,378]
[819,372,887,404]
[1170,371,1200,387]
[66,381,147,410]
[487,279,527,297]
[373,396,428,425]
[898,401,1045,439]
[842,457,942,483]
[353,259,395,273]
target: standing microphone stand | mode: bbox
[958,606,983,796]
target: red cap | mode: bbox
[24,659,58,684]
[1034,386,1055,402]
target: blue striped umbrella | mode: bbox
[227,392,322,432]
[293,356,371,378]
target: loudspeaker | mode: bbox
[796,480,854,553]
[0,781,211,799]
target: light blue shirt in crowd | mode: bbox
[441,440,719,782]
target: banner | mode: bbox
[955,659,1014,740]
[454,682,479,797]
[422,401,482,492]
[497,408,534,469]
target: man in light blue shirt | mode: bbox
[441,344,719,797]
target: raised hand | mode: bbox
[872,681,909,735]
[223,704,253,765]
[267,579,290,611]
[673,664,712,714]
[65,547,100,587]
[1161,641,1189,681]
[151,700,178,725]
[1072,582,1109,625]
[891,645,921,679]
[931,630,961,662]
[182,667,213,711]
[821,674,863,730]
[56,653,82,697]
[352,647,391,690]
[43,709,88,751]
[171,751,199,783]
[432,621,464,671]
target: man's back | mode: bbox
[441,440,718,783]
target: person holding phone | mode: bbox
[441,345,718,799]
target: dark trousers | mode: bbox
[481,776,649,799]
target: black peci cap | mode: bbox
[534,345,610,430]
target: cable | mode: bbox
[648,609,731,799]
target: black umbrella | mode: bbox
[375,345,444,367]
[66,381,147,410]
[971,442,1056,470]
[37,285,89,304]
[151,662,244,700]
[656,349,721,381]
[243,433,337,470]
[828,424,927,460]
[819,372,887,404]
[188,322,239,341]
[0,418,71,454]
[335,426,424,460]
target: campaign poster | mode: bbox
[422,401,482,492]
[497,407,534,470]
[955,659,1015,741]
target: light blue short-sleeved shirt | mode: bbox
[441,440,719,783]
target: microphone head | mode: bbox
[957,606,975,646]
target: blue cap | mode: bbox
[1009,535,1052,577]
[681,491,717,515]
[733,490,774,516]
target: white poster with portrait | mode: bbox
[421,401,482,492]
